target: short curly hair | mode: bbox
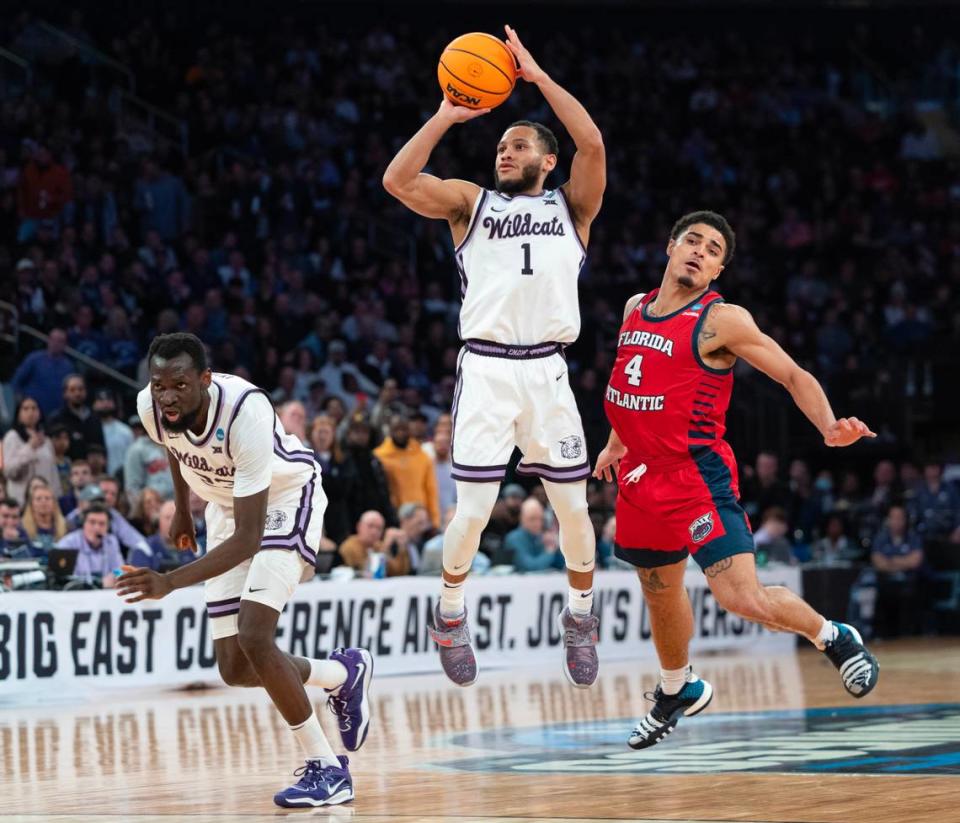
[670,210,736,265]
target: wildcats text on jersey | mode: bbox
[482,212,566,240]
[605,385,665,412]
[168,445,236,482]
[617,330,674,357]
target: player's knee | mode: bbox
[218,655,258,687]
[714,587,768,624]
[236,622,275,662]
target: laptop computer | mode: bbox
[47,548,79,577]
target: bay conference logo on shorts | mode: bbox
[559,435,583,460]
[689,512,714,543]
[264,510,288,531]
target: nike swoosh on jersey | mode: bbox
[248,586,268,593]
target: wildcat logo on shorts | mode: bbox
[264,510,288,531]
[559,435,583,459]
[689,512,714,543]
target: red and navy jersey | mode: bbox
[604,289,733,471]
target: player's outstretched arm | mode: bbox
[116,488,269,602]
[504,25,605,226]
[707,303,876,447]
[382,99,484,222]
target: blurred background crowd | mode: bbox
[0,3,958,639]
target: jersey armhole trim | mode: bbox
[557,186,588,257]
[453,189,489,255]
[692,299,735,376]
[624,293,646,322]
[225,389,273,460]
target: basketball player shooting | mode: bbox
[383,25,605,688]
[115,333,372,808]
[594,212,880,749]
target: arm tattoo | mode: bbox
[704,557,733,578]
[640,569,668,592]
[699,319,732,358]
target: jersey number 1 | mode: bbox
[520,243,533,276]
[624,354,644,386]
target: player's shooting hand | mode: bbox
[503,25,548,84]
[437,98,491,123]
[593,442,627,483]
[115,565,173,603]
[824,417,876,447]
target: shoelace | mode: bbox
[327,693,353,731]
[631,690,661,736]
[293,760,324,787]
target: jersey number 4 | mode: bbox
[624,354,644,386]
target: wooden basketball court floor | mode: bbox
[3,639,959,823]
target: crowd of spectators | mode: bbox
[0,8,958,635]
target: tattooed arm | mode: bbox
[701,303,875,447]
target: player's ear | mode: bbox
[200,368,213,388]
[713,264,724,280]
[666,238,676,256]
[544,153,557,173]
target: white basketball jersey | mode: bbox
[137,373,316,512]
[456,187,586,345]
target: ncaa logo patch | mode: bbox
[689,512,714,543]
[264,510,288,531]
[559,435,583,460]
[215,427,225,441]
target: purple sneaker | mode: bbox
[273,755,353,808]
[327,647,373,751]
[556,607,600,688]
[428,605,478,687]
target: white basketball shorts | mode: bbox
[450,340,591,484]
[204,474,327,639]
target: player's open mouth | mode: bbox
[163,409,181,422]
[685,261,701,272]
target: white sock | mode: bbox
[440,579,465,619]
[290,711,339,768]
[568,586,593,617]
[307,659,348,692]
[660,665,690,696]
[816,619,838,649]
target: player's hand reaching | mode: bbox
[593,441,627,483]
[171,508,198,552]
[824,417,876,447]
[115,565,173,603]
[503,25,549,84]
[436,98,491,123]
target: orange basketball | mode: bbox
[438,32,517,110]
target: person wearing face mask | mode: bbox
[339,413,395,528]
[92,389,134,476]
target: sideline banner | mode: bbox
[0,568,800,702]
